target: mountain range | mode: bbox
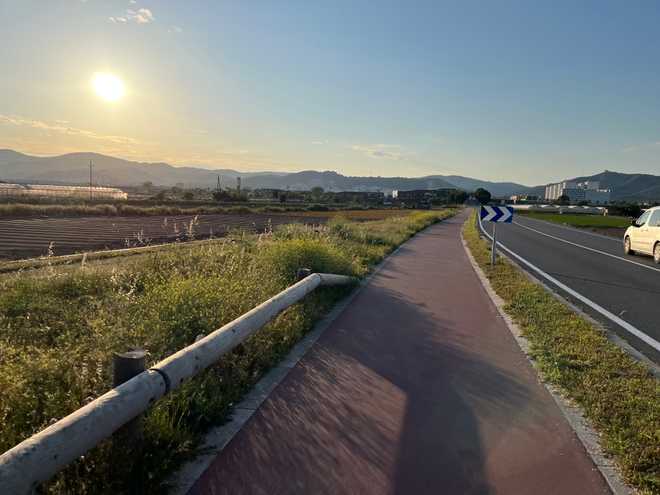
[1,149,658,200]
[568,171,660,202]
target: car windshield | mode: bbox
[649,210,660,227]
[636,210,651,226]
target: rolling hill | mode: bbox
[568,170,660,201]
[0,150,281,188]
[0,150,530,194]
[1,150,658,200]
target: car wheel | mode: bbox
[654,243,660,265]
[624,236,634,255]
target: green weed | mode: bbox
[463,211,659,493]
[0,209,456,493]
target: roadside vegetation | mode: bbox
[270,209,418,221]
[0,209,456,493]
[463,211,659,493]
[519,211,631,229]
[0,209,420,271]
[0,202,404,218]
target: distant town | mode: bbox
[0,176,655,219]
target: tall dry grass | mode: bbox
[0,209,456,493]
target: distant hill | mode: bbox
[430,175,535,198]
[0,149,528,194]
[242,171,457,192]
[568,170,660,201]
[0,150,284,188]
[1,150,657,200]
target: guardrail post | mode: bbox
[113,349,147,444]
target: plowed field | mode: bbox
[0,213,325,260]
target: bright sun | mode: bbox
[92,72,125,102]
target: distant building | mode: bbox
[0,183,127,200]
[251,188,285,200]
[544,181,610,204]
[578,180,600,190]
[509,194,539,204]
[392,188,458,206]
[332,191,384,204]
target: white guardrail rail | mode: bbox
[0,272,355,494]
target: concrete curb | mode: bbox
[460,227,634,495]
[166,217,448,494]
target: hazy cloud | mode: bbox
[351,144,409,160]
[0,114,141,146]
[130,8,154,23]
[622,141,660,152]
[110,7,154,24]
[169,26,183,34]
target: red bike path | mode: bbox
[189,211,609,495]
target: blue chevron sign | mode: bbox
[480,205,514,223]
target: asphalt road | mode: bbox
[480,213,660,362]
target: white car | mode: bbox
[623,206,660,264]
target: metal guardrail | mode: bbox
[0,272,355,494]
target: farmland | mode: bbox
[0,210,415,261]
[0,213,322,261]
[0,209,456,493]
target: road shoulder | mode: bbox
[466,210,659,493]
[461,227,632,495]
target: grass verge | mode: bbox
[0,208,456,493]
[463,211,659,494]
[519,211,630,229]
[0,202,409,218]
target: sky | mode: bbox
[1,1,659,185]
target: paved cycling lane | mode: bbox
[480,214,660,362]
[188,211,608,495]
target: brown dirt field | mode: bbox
[0,213,327,261]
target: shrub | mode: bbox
[307,204,330,211]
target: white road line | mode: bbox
[519,216,620,242]
[512,221,660,273]
[479,216,660,353]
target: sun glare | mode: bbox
[92,72,125,102]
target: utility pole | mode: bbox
[89,160,93,201]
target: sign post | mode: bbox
[491,223,497,265]
[479,206,514,266]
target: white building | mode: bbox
[545,181,576,201]
[544,180,610,204]
[0,183,128,200]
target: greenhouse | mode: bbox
[0,183,128,200]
